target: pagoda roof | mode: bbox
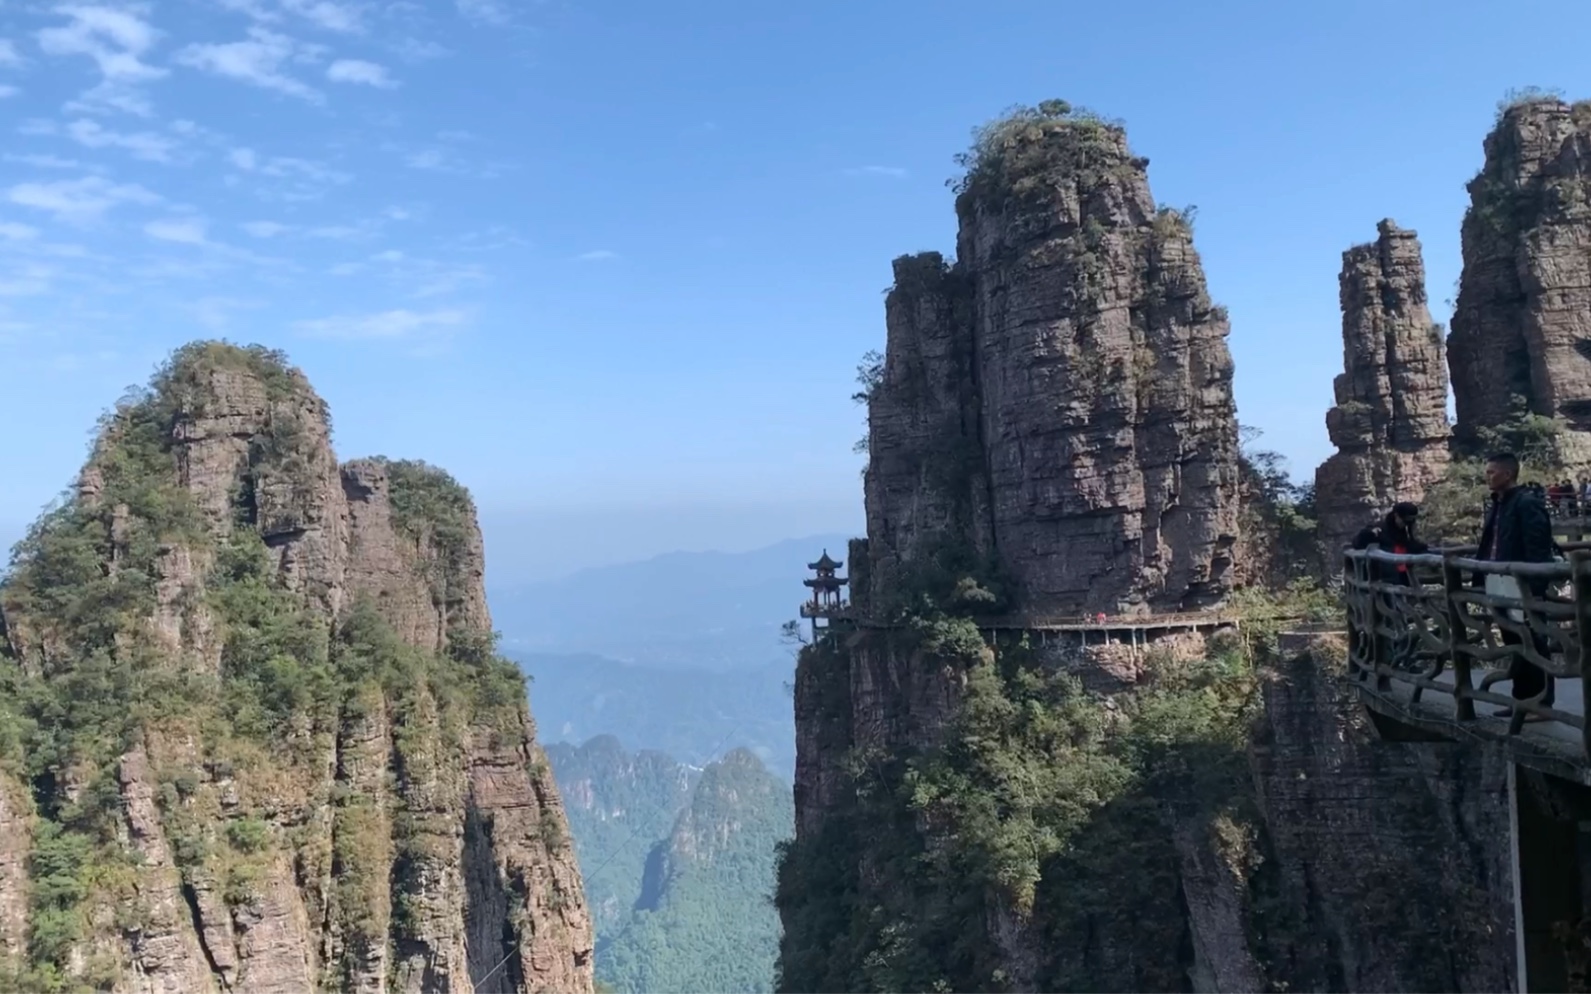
[804,576,849,588]
[808,550,843,571]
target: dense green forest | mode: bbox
[548,738,794,993]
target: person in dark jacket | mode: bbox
[1475,452,1556,715]
[1351,502,1429,584]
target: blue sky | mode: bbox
[0,0,1584,581]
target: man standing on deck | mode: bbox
[1475,451,1556,716]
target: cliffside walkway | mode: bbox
[1344,547,1591,783]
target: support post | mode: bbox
[1445,557,1476,721]
[1573,551,1591,762]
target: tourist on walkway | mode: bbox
[1476,452,1556,716]
[1351,501,1427,585]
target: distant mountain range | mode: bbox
[518,651,796,780]
[490,532,853,670]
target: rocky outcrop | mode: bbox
[0,342,593,993]
[1314,220,1451,560]
[862,103,1240,617]
[1449,96,1591,464]
[780,627,1518,992]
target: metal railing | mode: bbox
[1343,547,1591,760]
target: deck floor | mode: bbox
[1364,666,1589,776]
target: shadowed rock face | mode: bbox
[1450,97,1591,463]
[1314,220,1451,561]
[862,111,1241,616]
[0,342,593,994]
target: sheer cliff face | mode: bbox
[0,342,592,994]
[1449,97,1591,460]
[1314,220,1451,558]
[863,110,1241,615]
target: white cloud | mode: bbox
[219,0,365,33]
[842,165,908,178]
[455,0,510,24]
[7,176,159,223]
[0,87,17,99]
[326,58,394,87]
[37,6,165,81]
[0,263,54,297]
[0,40,21,68]
[0,223,39,241]
[175,29,321,102]
[242,220,289,237]
[576,249,619,262]
[5,152,97,171]
[60,118,178,162]
[281,0,363,33]
[144,217,208,245]
[230,147,259,170]
[294,307,468,340]
[37,5,166,116]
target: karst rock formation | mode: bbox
[1314,220,1451,561]
[0,342,593,994]
[1449,96,1591,464]
[861,103,1241,616]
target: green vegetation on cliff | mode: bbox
[775,585,1327,994]
[0,343,532,992]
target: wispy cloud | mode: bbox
[576,249,619,262]
[241,220,289,238]
[175,29,322,102]
[455,0,511,25]
[0,87,18,99]
[23,118,180,163]
[326,58,395,87]
[227,145,351,200]
[364,248,487,297]
[218,0,365,34]
[294,307,468,340]
[4,153,97,171]
[0,223,39,242]
[0,40,22,68]
[185,295,260,331]
[144,217,208,245]
[37,5,168,116]
[398,137,514,178]
[842,165,909,178]
[0,263,54,297]
[8,176,160,223]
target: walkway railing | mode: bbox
[1343,547,1591,765]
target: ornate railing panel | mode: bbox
[1344,548,1591,761]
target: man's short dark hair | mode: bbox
[1486,451,1521,474]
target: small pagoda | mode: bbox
[800,549,851,637]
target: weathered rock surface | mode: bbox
[862,106,1240,616]
[1314,220,1451,559]
[0,342,593,993]
[1449,96,1591,464]
[783,629,1518,992]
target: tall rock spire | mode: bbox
[1449,96,1591,464]
[860,102,1241,616]
[1314,220,1451,560]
